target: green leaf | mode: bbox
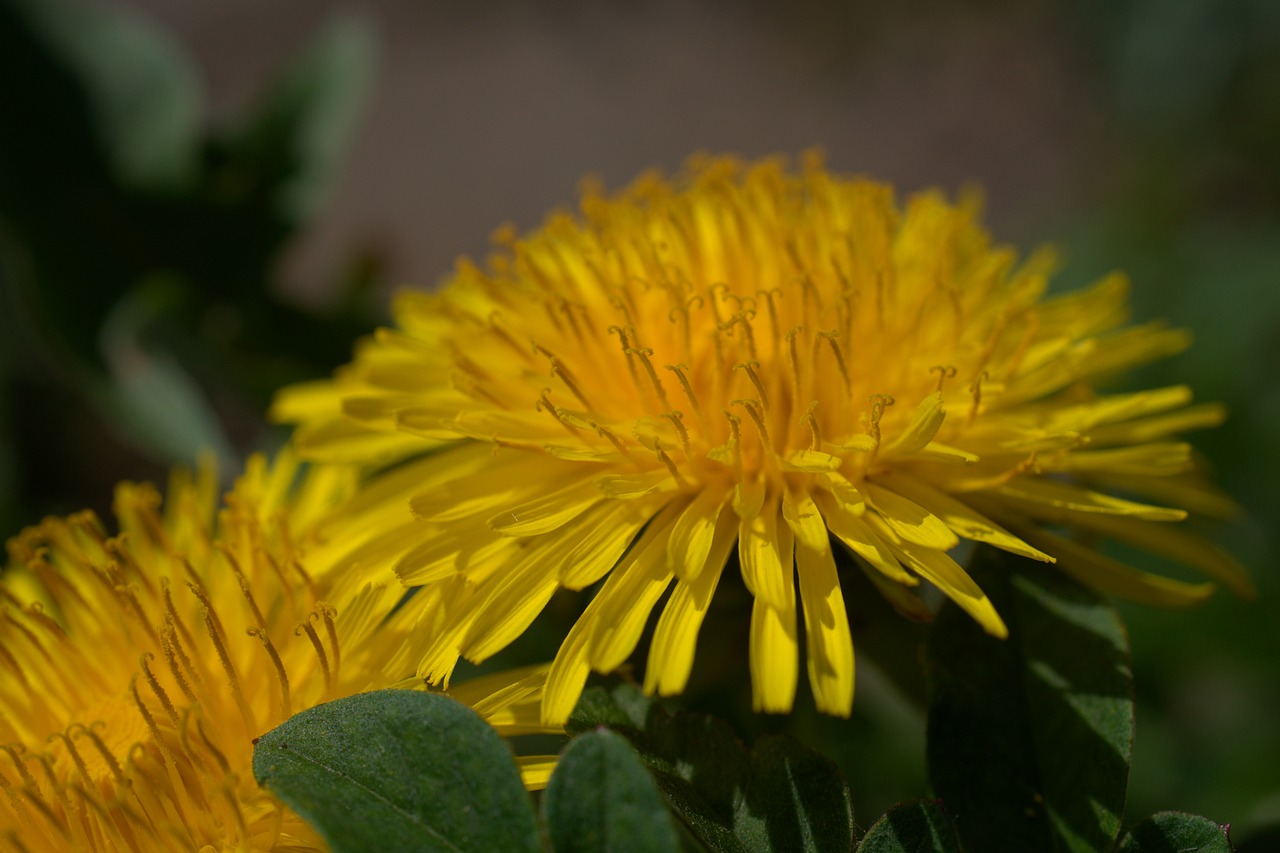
[925,546,1134,852]
[570,683,854,853]
[0,0,200,193]
[94,278,234,467]
[856,800,961,853]
[253,690,540,853]
[544,728,681,853]
[224,11,375,228]
[1117,812,1234,853]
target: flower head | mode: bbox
[0,453,555,852]
[275,154,1250,723]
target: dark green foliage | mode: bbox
[543,728,680,852]
[856,800,960,853]
[570,683,854,853]
[1117,812,1234,853]
[252,690,541,853]
[925,547,1134,852]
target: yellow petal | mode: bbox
[737,495,795,608]
[588,505,684,672]
[749,599,799,713]
[646,504,738,695]
[862,482,961,550]
[1013,524,1217,607]
[994,476,1186,521]
[785,490,855,717]
[884,391,945,456]
[667,489,732,582]
[488,480,602,536]
[813,490,916,585]
[872,471,1052,562]
[558,497,663,590]
[518,756,559,792]
[882,532,1008,639]
[543,615,595,725]
[1029,512,1254,600]
[783,449,845,472]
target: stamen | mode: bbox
[217,545,268,630]
[757,287,782,350]
[161,578,199,654]
[626,347,670,408]
[192,711,232,776]
[161,620,198,703]
[246,627,292,721]
[139,652,181,729]
[320,604,340,685]
[868,394,896,448]
[733,361,770,412]
[76,725,124,784]
[732,399,772,451]
[589,422,632,458]
[20,602,63,641]
[968,371,990,425]
[549,358,594,411]
[130,676,174,764]
[661,411,691,455]
[296,614,333,698]
[219,775,251,845]
[816,331,851,396]
[654,448,689,489]
[48,731,93,788]
[664,364,708,434]
[708,283,730,326]
[722,411,744,477]
[30,753,72,820]
[0,641,30,690]
[536,389,581,436]
[607,325,644,399]
[930,364,958,392]
[487,311,530,360]
[724,312,759,363]
[1,608,55,669]
[785,326,804,407]
[0,745,39,792]
[803,401,824,451]
[196,599,255,731]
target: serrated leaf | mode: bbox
[544,728,680,853]
[253,690,540,853]
[570,683,854,853]
[1117,812,1234,853]
[925,546,1134,853]
[856,800,961,853]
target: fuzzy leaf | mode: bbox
[856,799,961,853]
[253,690,540,853]
[544,728,680,852]
[1117,812,1234,853]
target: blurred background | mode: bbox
[2,0,1277,843]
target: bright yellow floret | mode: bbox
[274,154,1250,724]
[0,453,556,851]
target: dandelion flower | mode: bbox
[274,155,1250,723]
[0,453,556,852]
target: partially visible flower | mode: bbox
[0,452,556,852]
[274,154,1251,724]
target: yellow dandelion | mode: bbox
[273,154,1251,724]
[0,452,556,852]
